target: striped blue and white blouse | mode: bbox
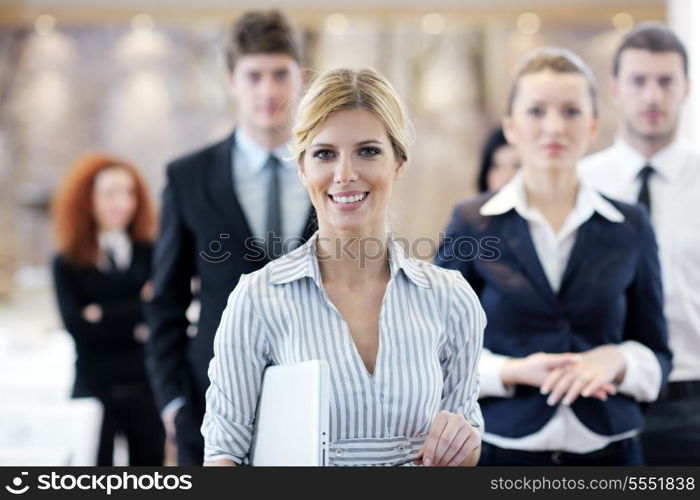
[201,231,485,466]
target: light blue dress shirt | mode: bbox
[232,128,311,245]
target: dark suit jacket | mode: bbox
[52,243,153,398]
[145,131,316,415]
[435,192,672,438]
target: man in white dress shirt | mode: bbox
[579,22,700,465]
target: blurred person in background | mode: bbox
[436,48,671,465]
[51,153,164,466]
[145,9,315,465]
[579,23,700,465]
[477,127,521,193]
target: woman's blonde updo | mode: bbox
[290,68,411,165]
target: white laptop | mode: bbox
[249,360,330,466]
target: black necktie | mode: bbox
[105,249,117,272]
[265,155,282,259]
[637,165,655,215]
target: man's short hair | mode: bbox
[612,22,688,77]
[225,9,302,72]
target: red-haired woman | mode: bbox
[51,153,164,465]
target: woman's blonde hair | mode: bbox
[291,68,411,165]
[507,47,599,117]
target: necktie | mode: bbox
[105,249,117,272]
[265,155,283,259]
[637,165,655,215]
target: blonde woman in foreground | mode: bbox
[202,68,485,467]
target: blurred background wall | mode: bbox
[0,1,674,277]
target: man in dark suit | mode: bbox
[146,10,315,465]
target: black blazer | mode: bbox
[435,192,672,438]
[145,131,316,412]
[52,243,153,398]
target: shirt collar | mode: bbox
[611,136,688,182]
[580,181,626,223]
[269,231,431,289]
[97,229,130,251]
[234,127,294,175]
[97,229,132,271]
[480,171,624,224]
[388,235,431,288]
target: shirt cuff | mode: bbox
[616,340,662,402]
[161,396,186,419]
[479,349,516,398]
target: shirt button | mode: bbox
[335,448,343,456]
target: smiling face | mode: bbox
[612,49,689,145]
[298,107,405,236]
[92,167,137,232]
[227,53,303,136]
[503,70,599,173]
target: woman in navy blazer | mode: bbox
[436,48,672,465]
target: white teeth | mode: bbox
[332,192,367,204]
